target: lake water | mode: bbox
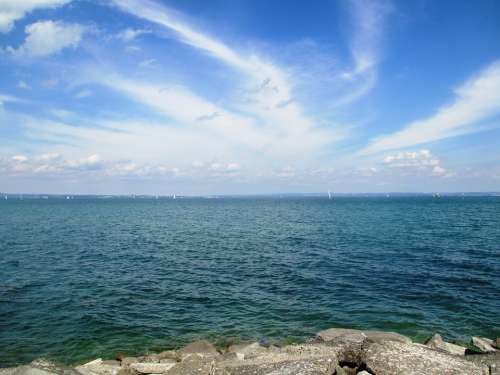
[1,196,499,366]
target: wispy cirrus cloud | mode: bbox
[68,0,344,166]
[0,93,23,104]
[110,0,319,137]
[361,60,500,155]
[334,0,391,105]
[343,0,391,79]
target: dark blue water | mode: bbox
[1,197,499,366]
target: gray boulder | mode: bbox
[363,330,412,344]
[316,327,411,345]
[464,352,500,375]
[472,337,498,353]
[215,358,334,375]
[162,354,215,375]
[425,333,466,356]
[0,360,81,375]
[156,351,178,362]
[128,362,176,374]
[316,328,362,342]
[75,359,121,375]
[363,341,488,375]
[226,342,268,360]
[178,340,218,357]
[214,343,338,375]
[118,358,138,367]
[333,364,357,375]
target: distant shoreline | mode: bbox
[2,192,500,199]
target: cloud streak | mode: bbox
[111,0,310,133]
[361,60,500,154]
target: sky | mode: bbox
[1,0,500,195]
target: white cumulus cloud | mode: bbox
[8,20,86,57]
[0,0,70,33]
[116,28,150,42]
[383,149,453,177]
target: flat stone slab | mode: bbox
[129,362,176,374]
[1,367,59,375]
[316,328,362,342]
[75,359,121,375]
[215,343,339,375]
[2,360,80,375]
[364,341,488,375]
[316,328,411,345]
[216,358,335,375]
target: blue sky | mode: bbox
[1,0,500,194]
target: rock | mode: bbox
[114,354,128,362]
[465,353,500,365]
[1,360,81,375]
[316,328,362,342]
[316,328,411,345]
[495,338,500,350]
[425,333,466,356]
[215,358,335,375]
[136,355,159,364]
[118,358,138,367]
[214,343,338,375]
[226,342,268,359]
[334,365,357,375]
[363,331,412,345]
[75,359,121,375]
[363,341,488,375]
[99,362,119,367]
[464,352,500,375]
[472,337,497,353]
[31,359,81,375]
[128,362,176,374]
[157,351,178,362]
[115,370,136,375]
[164,355,215,375]
[178,340,218,356]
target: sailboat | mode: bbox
[328,190,332,200]
[172,194,176,200]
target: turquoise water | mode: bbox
[1,196,499,366]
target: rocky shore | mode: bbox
[1,328,499,375]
